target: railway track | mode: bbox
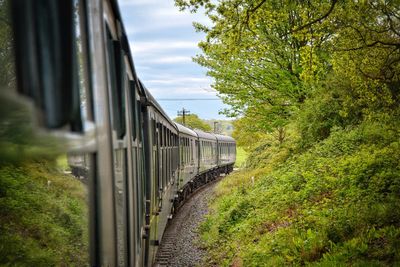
[154,176,223,266]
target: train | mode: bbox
[3,0,236,266]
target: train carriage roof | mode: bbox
[194,129,217,141]
[214,134,236,143]
[139,81,178,130]
[175,123,198,138]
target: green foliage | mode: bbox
[0,161,88,265]
[175,0,342,133]
[200,119,400,266]
[174,113,212,132]
[234,147,247,168]
[177,0,400,146]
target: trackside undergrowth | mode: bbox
[0,161,88,265]
[200,120,400,266]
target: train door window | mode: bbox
[189,138,192,162]
[129,81,137,140]
[207,141,209,160]
[183,138,186,164]
[136,98,142,142]
[12,0,85,130]
[105,27,126,139]
[167,130,169,148]
[187,138,189,163]
[205,141,207,160]
[186,136,188,164]
[157,122,163,189]
[163,126,167,188]
[202,141,204,160]
[204,141,206,160]
[183,137,186,165]
[167,130,171,182]
[179,137,182,165]
[195,140,199,162]
[161,125,165,148]
[73,0,93,124]
[170,131,173,181]
[159,123,163,148]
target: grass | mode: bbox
[56,154,71,172]
[234,146,248,168]
[200,121,400,266]
[0,160,89,266]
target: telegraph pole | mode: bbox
[177,108,190,126]
[214,121,219,133]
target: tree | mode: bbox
[176,0,400,143]
[174,114,212,132]
[175,0,339,141]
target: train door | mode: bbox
[127,77,147,266]
[104,21,130,266]
[135,87,147,266]
[146,115,160,265]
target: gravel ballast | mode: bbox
[155,178,221,267]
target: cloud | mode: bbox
[119,0,211,34]
[130,40,198,53]
[146,77,210,85]
[150,86,216,96]
[119,0,162,7]
[118,1,229,119]
[144,56,192,64]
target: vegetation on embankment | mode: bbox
[234,147,247,168]
[174,0,400,265]
[0,160,88,265]
[201,119,400,266]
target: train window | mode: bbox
[189,139,192,162]
[73,0,93,123]
[162,127,165,148]
[11,0,83,130]
[168,129,171,147]
[183,137,186,164]
[152,119,157,144]
[136,99,142,142]
[166,128,169,147]
[129,81,137,140]
[164,126,167,147]
[105,27,126,139]
[180,137,183,164]
[159,124,163,147]
[187,138,189,163]
[158,123,163,148]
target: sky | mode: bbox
[118,0,231,120]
